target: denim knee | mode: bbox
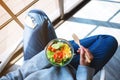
[101,35,118,49]
[23,10,57,60]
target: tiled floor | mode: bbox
[56,0,120,80]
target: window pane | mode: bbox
[3,0,34,14]
[18,0,60,25]
[0,5,11,26]
[0,21,23,54]
[64,0,83,13]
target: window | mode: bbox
[0,20,23,53]
[3,0,34,14]
[0,5,11,28]
[64,0,83,13]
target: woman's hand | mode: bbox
[77,46,93,66]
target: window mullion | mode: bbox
[58,0,64,19]
[0,0,24,29]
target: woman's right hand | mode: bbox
[77,46,93,66]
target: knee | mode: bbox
[106,35,117,45]
[28,9,46,17]
[24,9,49,29]
[101,35,118,49]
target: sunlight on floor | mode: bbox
[56,1,120,80]
[56,0,120,43]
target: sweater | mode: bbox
[0,50,95,80]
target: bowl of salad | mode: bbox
[45,38,74,66]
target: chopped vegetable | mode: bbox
[46,40,72,66]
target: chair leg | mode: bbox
[100,67,105,80]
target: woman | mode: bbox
[0,10,118,80]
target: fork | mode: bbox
[72,33,91,63]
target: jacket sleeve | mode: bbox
[0,50,50,80]
[76,65,95,80]
[0,68,24,80]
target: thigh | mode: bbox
[69,35,118,73]
[23,10,57,60]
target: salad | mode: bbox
[46,39,73,66]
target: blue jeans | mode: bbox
[69,35,118,73]
[23,10,57,60]
[23,10,118,74]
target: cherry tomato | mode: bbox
[53,50,63,63]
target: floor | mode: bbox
[1,0,120,80]
[55,0,120,80]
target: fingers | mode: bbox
[79,47,87,65]
[80,47,85,61]
[78,46,94,66]
[84,48,93,62]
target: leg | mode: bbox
[69,35,118,73]
[23,10,57,60]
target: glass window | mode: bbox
[64,0,83,13]
[3,0,34,14]
[18,0,60,24]
[0,5,11,27]
[0,20,23,54]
